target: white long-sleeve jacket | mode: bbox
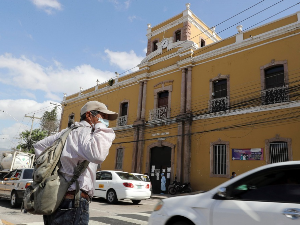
[33,120,115,196]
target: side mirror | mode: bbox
[217,187,227,198]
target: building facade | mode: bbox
[60,4,300,193]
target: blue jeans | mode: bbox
[43,198,89,225]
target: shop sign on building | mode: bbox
[232,148,264,160]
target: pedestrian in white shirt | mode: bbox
[34,101,117,225]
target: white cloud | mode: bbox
[108,0,131,10]
[104,49,143,71]
[0,53,115,99]
[143,48,147,53]
[124,0,131,9]
[0,99,60,122]
[30,0,62,14]
[0,99,63,149]
[0,123,30,150]
[128,15,136,22]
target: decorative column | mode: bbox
[136,82,144,120]
[186,67,192,113]
[176,68,187,181]
[183,66,192,183]
[180,69,186,114]
[141,81,147,119]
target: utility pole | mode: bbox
[25,114,41,150]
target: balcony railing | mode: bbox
[261,86,289,105]
[117,115,128,126]
[149,106,169,121]
[210,96,229,113]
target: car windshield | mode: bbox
[134,174,150,182]
[23,169,33,179]
[116,172,140,181]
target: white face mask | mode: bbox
[97,117,109,128]
[92,113,109,128]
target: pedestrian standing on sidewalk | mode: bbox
[230,172,236,179]
[161,173,166,194]
[34,101,117,225]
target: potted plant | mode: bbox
[108,78,114,86]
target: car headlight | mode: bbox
[153,200,164,211]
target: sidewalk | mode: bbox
[151,191,204,200]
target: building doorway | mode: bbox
[150,146,171,194]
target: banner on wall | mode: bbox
[232,148,263,160]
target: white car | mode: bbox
[94,170,151,204]
[149,161,300,225]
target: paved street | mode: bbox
[0,197,162,225]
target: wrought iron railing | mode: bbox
[210,96,229,113]
[149,106,169,121]
[117,115,128,126]
[261,86,289,105]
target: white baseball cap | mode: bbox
[80,101,118,121]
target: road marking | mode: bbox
[1,219,14,225]
[134,212,151,217]
[89,221,110,225]
[105,215,148,225]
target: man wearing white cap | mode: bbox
[34,101,118,225]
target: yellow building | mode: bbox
[60,4,300,193]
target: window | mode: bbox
[98,172,112,180]
[23,169,33,179]
[118,102,128,126]
[225,165,300,203]
[175,30,181,42]
[269,142,289,163]
[158,91,169,108]
[116,172,140,181]
[211,79,229,113]
[201,39,205,47]
[210,139,229,178]
[121,102,128,116]
[115,148,124,170]
[68,113,75,127]
[153,40,158,51]
[265,135,292,164]
[260,61,289,105]
[213,144,227,175]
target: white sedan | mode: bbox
[94,170,151,204]
[149,161,300,225]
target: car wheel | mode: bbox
[106,189,118,204]
[172,220,194,225]
[132,200,141,205]
[168,187,177,195]
[11,191,19,208]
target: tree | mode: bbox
[17,129,47,154]
[40,106,59,136]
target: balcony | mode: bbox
[210,96,229,113]
[117,115,128,126]
[149,106,170,121]
[262,86,289,105]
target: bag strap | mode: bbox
[68,160,90,207]
[40,126,78,185]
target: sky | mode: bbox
[0,0,299,150]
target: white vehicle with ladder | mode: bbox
[0,151,35,207]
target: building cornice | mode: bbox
[193,100,300,121]
[178,21,300,67]
[146,12,219,43]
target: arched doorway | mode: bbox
[150,146,172,194]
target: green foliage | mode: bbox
[18,129,47,153]
[108,78,114,86]
[40,107,59,136]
